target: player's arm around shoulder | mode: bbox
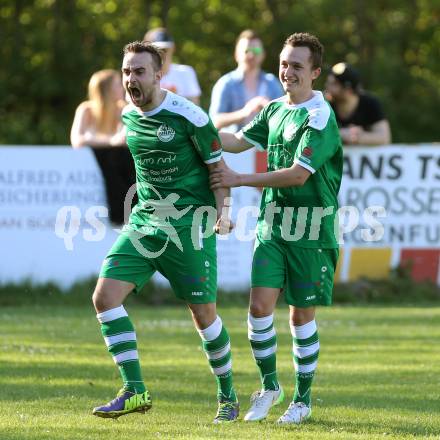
[210,161,311,189]
[219,131,254,154]
[217,99,276,154]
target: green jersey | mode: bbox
[122,91,222,229]
[241,91,342,248]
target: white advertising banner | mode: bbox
[336,145,440,281]
[1,145,439,288]
[0,147,119,286]
[338,145,440,248]
[0,146,259,289]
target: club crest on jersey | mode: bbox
[283,123,298,141]
[157,124,175,142]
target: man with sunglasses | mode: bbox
[210,29,283,133]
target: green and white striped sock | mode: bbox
[198,316,237,402]
[97,305,146,394]
[248,313,280,391]
[291,319,319,407]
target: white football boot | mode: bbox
[244,386,284,421]
[277,401,311,424]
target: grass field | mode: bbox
[0,305,439,439]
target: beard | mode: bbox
[138,88,154,107]
[127,83,155,108]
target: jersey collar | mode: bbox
[137,89,171,117]
[283,90,324,110]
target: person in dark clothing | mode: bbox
[325,63,391,145]
[70,69,136,225]
[91,147,136,225]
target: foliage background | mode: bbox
[0,0,439,146]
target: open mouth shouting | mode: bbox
[128,85,143,104]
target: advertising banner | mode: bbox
[1,145,439,287]
[337,145,440,283]
[0,147,259,289]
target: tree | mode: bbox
[0,0,438,144]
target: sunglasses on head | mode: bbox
[245,47,263,55]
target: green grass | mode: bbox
[0,305,439,439]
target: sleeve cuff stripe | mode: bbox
[241,133,264,151]
[295,160,316,174]
[205,155,222,164]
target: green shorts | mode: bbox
[100,225,217,304]
[251,235,339,307]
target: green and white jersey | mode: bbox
[122,91,222,229]
[241,91,342,248]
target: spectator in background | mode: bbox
[144,27,201,104]
[70,69,136,225]
[325,62,391,145]
[209,29,284,132]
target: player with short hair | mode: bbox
[210,32,342,424]
[91,40,239,423]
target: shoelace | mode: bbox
[216,402,236,419]
[251,390,275,408]
[102,389,129,408]
[280,402,307,421]
[116,388,127,398]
